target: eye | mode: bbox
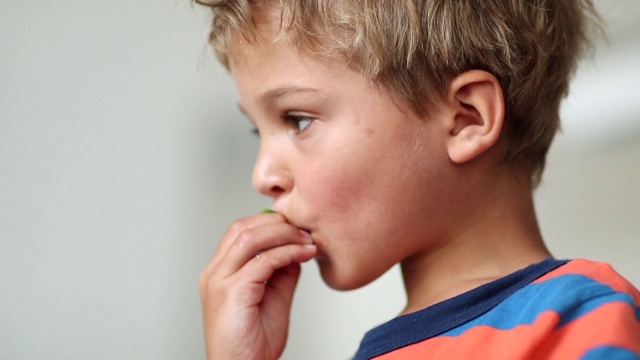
[284,112,315,133]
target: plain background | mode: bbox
[1,1,638,359]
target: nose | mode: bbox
[252,143,293,198]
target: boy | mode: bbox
[196,0,640,359]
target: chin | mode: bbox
[317,260,382,291]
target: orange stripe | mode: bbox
[374,302,639,359]
[537,301,640,359]
[534,260,640,307]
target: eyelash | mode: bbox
[284,113,315,133]
[248,112,316,137]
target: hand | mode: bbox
[199,212,317,360]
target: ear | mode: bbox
[445,70,505,164]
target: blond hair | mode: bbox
[195,0,601,184]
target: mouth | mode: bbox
[273,211,314,242]
[298,228,313,241]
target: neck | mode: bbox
[400,168,551,315]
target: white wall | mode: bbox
[1,1,638,359]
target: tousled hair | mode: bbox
[195,0,602,184]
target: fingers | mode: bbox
[257,262,302,331]
[211,212,285,264]
[202,211,315,285]
[228,244,316,315]
[218,222,314,277]
[199,212,315,360]
[237,242,317,285]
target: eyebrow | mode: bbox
[259,86,324,105]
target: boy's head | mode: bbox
[197,0,600,185]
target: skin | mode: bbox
[199,7,552,360]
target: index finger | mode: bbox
[211,212,286,264]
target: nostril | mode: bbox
[269,185,285,196]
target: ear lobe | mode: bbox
[446,70,505,164]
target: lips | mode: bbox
[299,228,312,237]
[298,228,316,247]
[278,213,311,236]
[274,210,314,242]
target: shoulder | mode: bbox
[448,259,639,330]
[521,259,640,358]
[531,258,640,311]
[503,259,640,327]
[535,258,638,289]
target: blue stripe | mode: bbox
[444,274,640,337]
[581,346,640,360]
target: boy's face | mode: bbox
[229,16,457,290]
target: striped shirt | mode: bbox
[354,258,640,359]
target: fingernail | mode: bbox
[261,209,277,214]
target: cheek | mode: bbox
[302,158,369,216]
[297,128,431,222]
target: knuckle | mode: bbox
[227,218,249,235]
[199,268,210,283]
[199,270,214,293]
[235,227,257,250]
[263,247,292,268]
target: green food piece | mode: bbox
[261,209,277,214]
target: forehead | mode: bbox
[227,2,285,64]
[225,4,416,118]
[227,1,349,73]
[227,9,346,94]
[229,35,347,114]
